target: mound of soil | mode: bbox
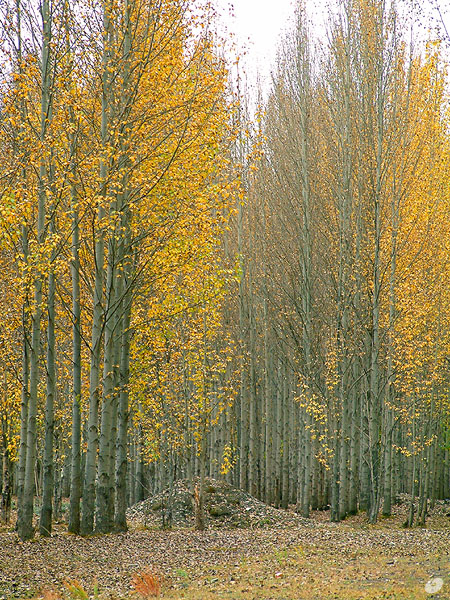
[127,477,309,529]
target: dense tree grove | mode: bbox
[0,0,450,541]
[229,0,450,526]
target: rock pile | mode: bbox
[127,477,309,529]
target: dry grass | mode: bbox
[165,541,447,600]
[131,572,162,598]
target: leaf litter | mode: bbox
[0,482,449,599]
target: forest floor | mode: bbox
[1,495,450,600]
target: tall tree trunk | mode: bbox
[18,0,51,541]
[195,434,207,531]
[95,252,118,533]
[17,302,29,526]
[81,0,111,535]
[68,140,82,534]
[39,196,56,536]
[15,0,29,530]
[66,3,83,533]
[281,366,290,509]
[1,409,12,524]
[248,296,257,497]
[238,192,248,492]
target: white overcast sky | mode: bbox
[214,0,298,92]
[214,0,450,95]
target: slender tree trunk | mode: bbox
[17,304,29,526]
[115,298,131,530]
[65,5,83,532]
[248,296,257,497]
[68,152,82,533]
[330,413,341,522]
[238,191,248,491]
[348,384,359,515]
[281,365,289,509]
[18,0,51,541]
[96,251,118,533]
[15,0,29,531]
[263,300,273,505]
[195,434,207,531]
[1,410,12,524]
[274,359,282,507]
[405,396,416,528]
[39,214,56,536]
[81,0,111,535]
